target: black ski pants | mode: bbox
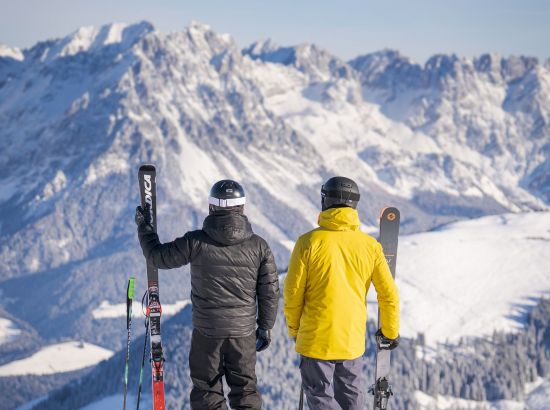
[189,329,261,409]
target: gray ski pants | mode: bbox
[300,355,365,410]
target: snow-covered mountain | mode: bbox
[1,21,549,281]
[0,20,549,410]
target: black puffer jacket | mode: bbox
[138,211,279,338]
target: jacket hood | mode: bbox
[203,212,254,245]
[318,207,361,231]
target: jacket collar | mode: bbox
[203,212,254,245]
[318,207,361,231]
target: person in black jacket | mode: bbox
[135,179,279,410]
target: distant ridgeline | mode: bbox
[17,296,550,410]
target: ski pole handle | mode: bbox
[127,277,136,300]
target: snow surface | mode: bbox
[414,390,524,410]
[92,299,190,319]
[78,394,151,410]
[250,49,548,211]
[0,341,113,376]
[366,212,550,345]
[415,378,550,410]
[14,396,47,410]
[526,378,550,409]
[0,317,21,345]
[46,22,153,61]
[0,44,24,61]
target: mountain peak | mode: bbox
[188,20,213,33]
[0,44,24,61]
[62,21,154,55]
[180,20,234,53]
[349,49,415,73]
[242,40,296,66]
[349,49,419,87]
[243,40,351,80]
[27,21,154,62]
[242,39,279,57]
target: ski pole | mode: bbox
[123,277,136,410]
[136,316,149,410]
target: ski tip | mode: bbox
[380,207,400,222]
[127,277,136,300]
[138,164,156,173]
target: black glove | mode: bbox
[376,329,400,350]
[135,204,152,227]
[255,328,271,352]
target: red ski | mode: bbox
[138,164,166,410]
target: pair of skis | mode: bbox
[138,165,166,410]
[370,207,400,410]
[124,165,166,410]
[297,207,400,410]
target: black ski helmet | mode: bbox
[321,176,360,211]
[209,180,246,212]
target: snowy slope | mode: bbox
[78,394,151,410]
[385,212,550,344]
[0,44,24,61]
[415,376,550,410]
[0,318,21,345]
[91,299,190,318]
[415,391,524,410]
[526,378,550,409]
[248,45,550,213]
[0,341,113,376]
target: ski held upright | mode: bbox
[370,207,400,410]
[138,164,166,410]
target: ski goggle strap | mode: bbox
[208,196,246,207]
[321,187,360,202]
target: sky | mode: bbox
[1,0,549,63]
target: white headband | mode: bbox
[208,196,246,207]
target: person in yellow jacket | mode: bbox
[284,176,400,410]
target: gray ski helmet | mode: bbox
[209,180,246,209]
[321,176,360,211]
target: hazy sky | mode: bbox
[1,0,548,63]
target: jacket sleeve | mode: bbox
[371,242,400,339]
[256,241,279,330]
[283,238,308,338]
[138,224,193,269]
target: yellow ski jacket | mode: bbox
[284,207,400,360]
